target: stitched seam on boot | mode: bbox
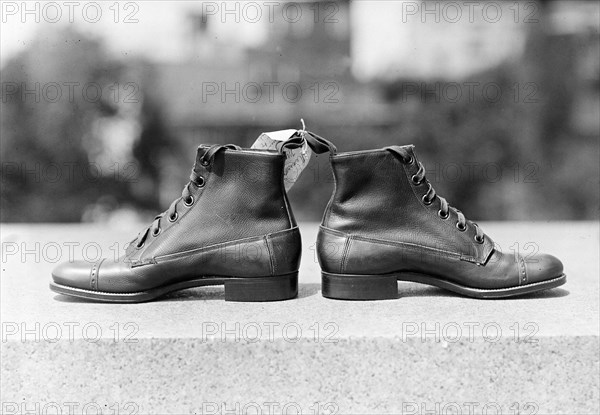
[519,255,528,286]
[320,226,476,262]
[89,259,105,291]
[319,226,347,237]
[151,228,299,263]
[265,235,276,276]
[282,188,295,228]
[321,157,338,227]
[340,237,353,274]
[352,234,461,260]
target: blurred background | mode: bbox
[1,0,598,223]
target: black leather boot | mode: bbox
[51,144,301,302]
[317,145,566,300]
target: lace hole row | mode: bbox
[184,195,195,207]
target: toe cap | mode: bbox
[51,260,95,290]
[526,253,564,284]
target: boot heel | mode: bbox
[224,272,298,302]
[322,272,398,300]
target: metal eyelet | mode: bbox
[169,212,178,222]
[411,175,422,185]
[422,195,432,206]
[406,156,414,164]
[200,159,209,167]
[475,235,485,244]
[438,210,449,219]
[136,242,145,249]
[152,227,161,237]
[195,176,205,188]
[184,196,194,207]
[456,222,467,232]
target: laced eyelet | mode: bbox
[136,242,145,249]
[405,156,414,164]
[456,222,467,232]
[411,175,422,185]
[152,227,161,237]
[169,212,178,222]
[195,176,205,188]
[422,195,432,206]
[200,159,209,167]
[475,235,485,244]
[438,210,449,219]
[184,196,194,207]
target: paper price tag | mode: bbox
[251,129,312,191]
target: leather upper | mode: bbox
[317,146,564,289]
[126,148,296,265]
[52,146,302,293]
[323,148,494,263]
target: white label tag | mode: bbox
[251,129,312,191]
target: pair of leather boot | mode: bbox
[51,132,565,302]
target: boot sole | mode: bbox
[50,272,298,303]
[322,271,566,300]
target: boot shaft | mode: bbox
[322,148,411,235]
[131,146,298,261]
[320,146,494,266]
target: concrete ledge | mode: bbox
[1,222,599,414]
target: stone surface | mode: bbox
[1,222,599,414]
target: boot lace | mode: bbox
[387,146,485,244]
[133,144,240,249]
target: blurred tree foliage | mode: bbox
[1,28,171,222]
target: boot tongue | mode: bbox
[404,144,417,160]
[250,126,340,191]
[251,129,310,192]
[400,144,416,152]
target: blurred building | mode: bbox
[352,1,528,81]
